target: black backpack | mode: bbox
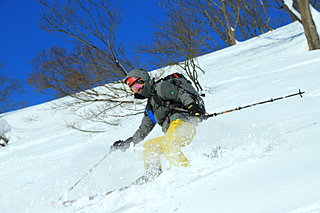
[155,73,206,112]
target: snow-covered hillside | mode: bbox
[1,22,320,213]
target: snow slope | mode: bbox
[1,22,320,213]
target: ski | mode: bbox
[59,184,132,207]
[56,174,156,207]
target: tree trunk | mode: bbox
[221,0,237,45]
[298,0,320,50]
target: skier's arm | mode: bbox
[110,115,156,152]
[131,115,156,144]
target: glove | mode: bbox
[187,102,206,116]
[110,137,133,152]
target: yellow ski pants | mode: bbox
[143,119,196,170]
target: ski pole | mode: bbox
[172,89,305,118]
[206,89,305,118]
[57,150,112,201]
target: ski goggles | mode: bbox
[125,77,145,94]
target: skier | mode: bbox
[110,68,206,182]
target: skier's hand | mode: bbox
[110,138,132,152]
[187,102,206,116]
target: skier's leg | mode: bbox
[162,119,196,167]
[143,136,165,177]
[142,119,196,175]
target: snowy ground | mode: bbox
[1,22,320,213]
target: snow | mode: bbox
[284,0,320,36]
[1,22,320,213]
[284,0,301,19]
[310,5,320,35]
[0,119,11,135]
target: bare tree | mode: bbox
[0,66,24,113]
[29,0,145,131]
[194,0,277,48]
[139,0,285,91]
[298,0,320,50]
[39,0,131,74]
[198,0,240,46]
[274,0,302,22]
[275,0,320,50]
[0,65,22,146]
[139,0,207,91]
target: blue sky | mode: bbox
[0,0,165,112]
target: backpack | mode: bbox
[158,73,200,97]
[154,73,206,112]
[144,73,206,124]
